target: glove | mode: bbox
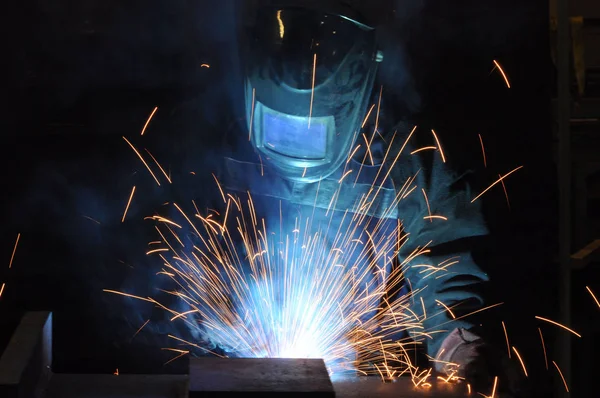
[434,328,528,397]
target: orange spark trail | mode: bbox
[0,283,5,298]
[435,300,455,318]
[423,215,448,221]
[538,327,548,369]
[471,166,523,203]
[162,348,190,365]
[411,146,437,155]
[308,53,317,128]
[511,346,528,377]
[122,136,161,186]
[490,375,498,398]
[145,149,172,183]
[586,286,600,308]
[200,63,210,68]
[501,321,511,358]
[552,361,569,392]
[9,233,20,269]
[122,186,136,223]
[132,319,150,340]
[478,134,487,167]
[103,289,154,303]
[361,104,375,128]
[499,174,511,210]
[430,129,446,163]
[140,106,158,136]
[422,189,432,223]
[493,60,511,88]
[535,316,582,337]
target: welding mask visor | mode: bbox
[243,6,380,182]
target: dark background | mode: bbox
[2,0,592,396]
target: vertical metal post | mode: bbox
[556,0,571,396]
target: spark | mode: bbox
[308,53,317,129]
[411,146,437,155]
[111,180,431,374]
[492,60,511,88]
[132,319,150,340]
[162,348,190,365]
[200,64,210,68]
[83,215,101,225]
[430,130,446,163]
[435,300,456,319]
[361,104,376,128]
[538,327,548,370]
[103,289,154,303]
[346,145,361,165]
[467,384,471,395]
[140,106,158,136]
[552,361,569,392]
[471,166,523,203]
[9,233,21,268]
[122,186,136,222]
[114,368,119,376]
[122,136,161,186]
[534,315,582,338]
[374,85,383,134]
[422,189,432,222]
[276,10,285,39]
[145,149,172,183]
[423,215,448,221]
[478,134,487,167]
[501,321,511,358]
[586,286,600,308]
[0,283,5,298]
[146,248,169,255]
[511,346,528,377]
[490,375,498,398]
[338,170,353,183]
[499,174,511,210]
[107,130,511,379]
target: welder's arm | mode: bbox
[393,152,490,360]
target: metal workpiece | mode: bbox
[189,357,334,396]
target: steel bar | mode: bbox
[188,357,335,397]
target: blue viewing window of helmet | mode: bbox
[263,111,328,160]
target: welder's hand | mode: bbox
[434,328,527,398]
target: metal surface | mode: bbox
[0,312,52,398]
[556,0,572,397]
[189,357,334,397]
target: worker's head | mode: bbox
[240,1,390,182]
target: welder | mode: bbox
[207,0,524,395]
[38,0,523,394]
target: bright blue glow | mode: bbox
[263,112,327,159]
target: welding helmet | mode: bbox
[241,1,384,183]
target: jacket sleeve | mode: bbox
[390,140,490,359]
